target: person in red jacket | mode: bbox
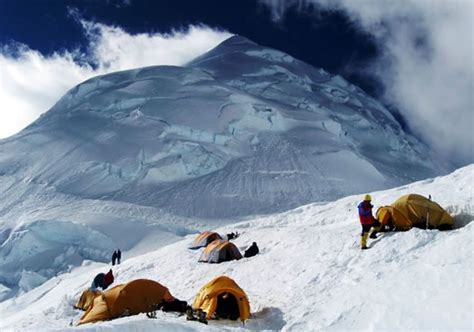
[358,194,380,249]
[90,269,114,292]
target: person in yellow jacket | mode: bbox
[357,194,381,249]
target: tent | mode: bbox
[193,275,250,321]
[74,289,102,311]
[189,231,223,249]
[198,240,242,263]
[376,194,453,230]
[376,206,412,231]
[79,279,174,325]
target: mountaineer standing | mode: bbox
[358,194,380,249]
[111,250,117,266]
[117,249,122,265]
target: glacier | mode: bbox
[0,36,448,220]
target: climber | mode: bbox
[111,250,117,266]
[244,242,259,258]
[90,269,114,292]
[117,249,122,265]
[226,232,240,240]
[358,194,381,250]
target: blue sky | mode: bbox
[0,0,472,165]
[0,0,377,85]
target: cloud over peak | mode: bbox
[261,0,474,165]
[0,20,231,139]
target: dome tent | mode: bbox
[193,275,250,321]
[376,206,412,231]
[188,231,223,249]
[78,279,174,325]
[376,194,453,230]
[198,240,242,263]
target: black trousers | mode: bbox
[360,220,380,235]
[361,224,372,235]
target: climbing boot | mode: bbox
[186,307,197,321]
[360,233,369,249]
[370,224,381,238]
[197,309,208,325]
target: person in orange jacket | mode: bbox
[358,194,381,249]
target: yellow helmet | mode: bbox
[364,194,372,201]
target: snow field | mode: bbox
[0,165,472,331]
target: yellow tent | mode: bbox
[376,194,453,230]
[189,231,222,249]
[79,279,174,325]
[193,275,250,321]
[74,289,102,311]
[376,206,412,231]
[198,240,242,263]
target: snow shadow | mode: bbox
[453,212,474,229]
[446,205,473,229]
[246,307,286,330]
[368,232,396,248]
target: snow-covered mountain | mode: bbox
[0,35,454,303]
[0,36,447,221]
[0,165,472,331]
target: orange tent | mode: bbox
[376,206,412,231]
[193,275,250,321]
[189,231,223,249]
[376,194,453,230]
[198,240,242,263]
[74,289,102,311]
[79,279,174,325]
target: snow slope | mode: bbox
[0,165,471,331]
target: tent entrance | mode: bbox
[223,248,232,262]
[215,292,239,320]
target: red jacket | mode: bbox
[358,201,374,225]
[104,270,114,288]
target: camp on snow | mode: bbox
[78,279,174,325]
[193,275,250,321]
[376,194,454,231]
[198,240,242,263]
[188,231,223,249]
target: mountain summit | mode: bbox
[0,35,446,218]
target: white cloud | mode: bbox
[260,0,474,166]
[0,22,231,139]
